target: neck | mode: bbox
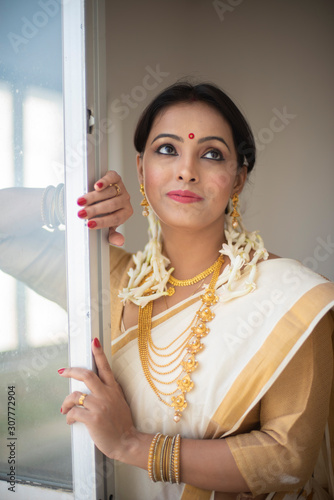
[161,225,226,280]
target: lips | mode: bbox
[166,190,203,204]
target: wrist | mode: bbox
[116,429,152,470]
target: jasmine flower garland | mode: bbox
[118,201,268,307]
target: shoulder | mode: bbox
[255,255,334,310]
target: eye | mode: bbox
[202,149,225,161]
[156,144,177,156]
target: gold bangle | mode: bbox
[154,434,165,482]
[160,435,169,482]
[173,434,181,484]
[147,433,161,482]
[163,436,171,482]
[169,435,176,483]
[147,433,182,484]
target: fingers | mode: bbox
[61,390,91,414]
[58,339,115,390]
[89,207,133,234]
[78,196,124,221]
[58,365,104,395]
[91,338,115,386]
[108,227,125,246]
[94,171,122,193]
[76,170,133,233]
[77,171,124,207]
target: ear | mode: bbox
[233,165,247,195]
[136,153,144,184]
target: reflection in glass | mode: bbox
[0,0,72,490]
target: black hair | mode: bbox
[134,82,256,173]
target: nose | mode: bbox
[177,155,199,183]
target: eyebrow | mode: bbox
[151,133,184,145]
[198,136,230,152]
[151,133,231,152]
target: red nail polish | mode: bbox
[58,368,65,374]
[78,209,87,218]
[93,337,101,348]
[60,407,63,413]
[96,182,103,189]
[77,197,87,206]
[88,220,97,229]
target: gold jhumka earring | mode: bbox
[231,193,240,229]
[140,184,149,216]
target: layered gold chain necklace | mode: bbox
[138,255,224,422]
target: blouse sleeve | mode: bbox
[225,311,334,495]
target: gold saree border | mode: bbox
[181,281,334,500]
[180,484,212,500]
[111,294,201,355]
[204,281,334,439]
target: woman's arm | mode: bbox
[0,170,133,244]
[0,171,133,306]
[59,312,333,493]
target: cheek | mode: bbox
[144,167,163,191]
[202,172,234,201]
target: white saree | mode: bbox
[110,251,334,500]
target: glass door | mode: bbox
[0,0,112,498]
[0,0,72,497]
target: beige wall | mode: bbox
[105,0,334,280]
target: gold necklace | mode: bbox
[138,255,224,422]
[164,277,205,310]
[167,257,222,296]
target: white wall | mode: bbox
[106,0,334,280]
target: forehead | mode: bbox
[150,101,233,138]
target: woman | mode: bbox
[59,83,334,500]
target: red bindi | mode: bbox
[188,133,195,139]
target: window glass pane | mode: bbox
[0,0,72,491]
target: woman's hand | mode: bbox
[77,171,133,246]
[59,338,139,461]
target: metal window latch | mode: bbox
[87,109,95,134]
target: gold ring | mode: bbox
[109,183,121,196]
[78,393,87,407]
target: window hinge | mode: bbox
[87,108,95,134]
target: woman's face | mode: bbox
[137,102,247,235]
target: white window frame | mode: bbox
[63,0,114,499]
